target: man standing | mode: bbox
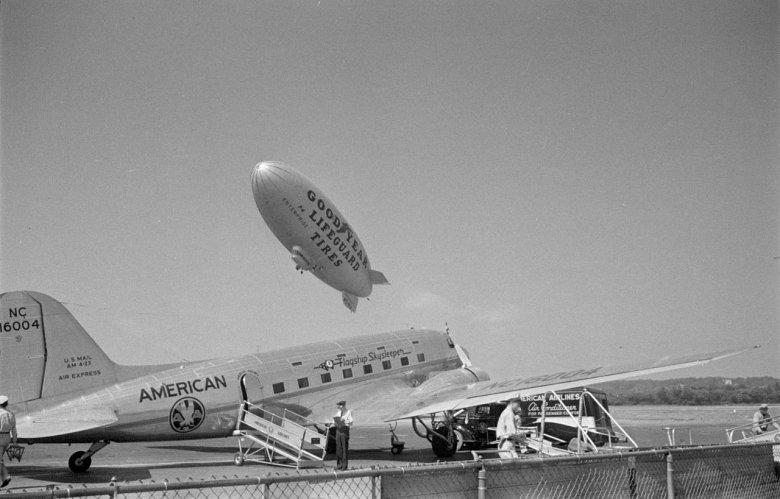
[496,399,524,458]
[752,404,780,435]
[333,400,353,471]
[0,395,17,488]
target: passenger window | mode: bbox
[321,373,332,383]
[342,368,353,379]
[400,357,409,366]
[363,364,373,374]
[272,382,285,394]
[297,377,309,389]
[382,360,391,370]
[417,353,425,362]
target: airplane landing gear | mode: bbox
[68,440,110,473]
[413,414,459,458]
[389,422,405,455]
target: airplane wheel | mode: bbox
[453,428,465,452]
[391,445,402,455]
[431,426,457,458]
[234,453,245,466]
[68,451,92,473]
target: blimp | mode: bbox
[251,161,389,312]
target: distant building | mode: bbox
[724,379,733,386]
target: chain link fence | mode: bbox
[2,443,778,498]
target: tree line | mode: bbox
[592,377,780,405]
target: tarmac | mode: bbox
[1,410,737,493]
[2,423,452,492]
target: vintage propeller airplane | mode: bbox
[0,290,754,472]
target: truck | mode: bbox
[421,387,622,457]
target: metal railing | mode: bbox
[727,415,780,443]
[234,402,327,468]
[535,388,637,454]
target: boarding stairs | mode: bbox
[233,402,327,468]
[726,416,780,444]
[525,434,575,456]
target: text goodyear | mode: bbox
[139,375,228,403]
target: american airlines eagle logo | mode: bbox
[169,397,205,433]
[316,359,336,371]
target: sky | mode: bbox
[1,1,778,381]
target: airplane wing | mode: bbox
[18,404,118,440]
[387,345,757,421]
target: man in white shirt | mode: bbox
[496,399,523,459]
[0,395,17,488]
[752,404,780,435]
[333,400,353,470]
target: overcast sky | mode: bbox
[2,1,777,380]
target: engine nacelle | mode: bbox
[417,367,490,392]
[291,245,314,271]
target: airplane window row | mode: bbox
[271,353,427,395]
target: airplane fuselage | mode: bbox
[17,329,460,444]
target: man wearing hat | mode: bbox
[496,398,525,458]
[333,400,353,470]
[752,404,780,435]
[0,395,17,488]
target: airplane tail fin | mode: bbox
[369,270,389,285]
[0,291,118,404]
[342,292,359,312]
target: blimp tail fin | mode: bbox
[342,292,359,312]
[369,270,389,285]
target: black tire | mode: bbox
[68,451,91,473]
[391,445,402,455]
[431,426,456,458]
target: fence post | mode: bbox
[627,456,637,499]
[666,452,675,499]
[477,466,487,499]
